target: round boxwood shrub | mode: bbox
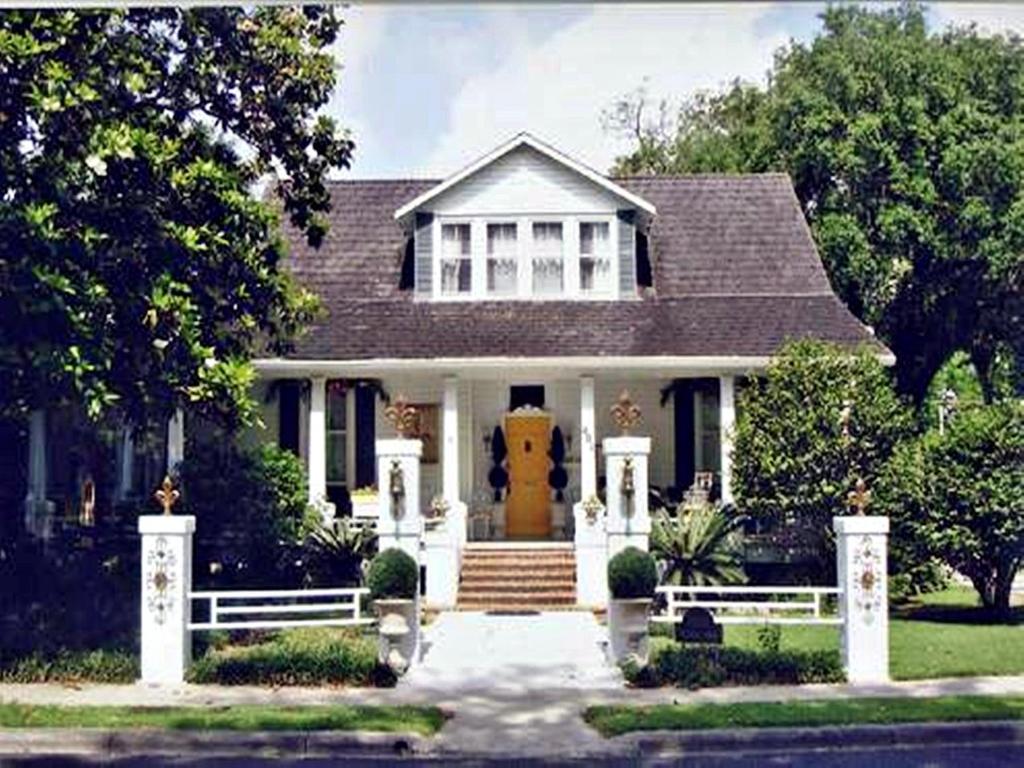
[608,547,658,599]
[367,548,418,601]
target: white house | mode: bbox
[18,133,886,609]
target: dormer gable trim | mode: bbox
[393,132,657,223]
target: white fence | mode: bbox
[652,585,843,626]
[188,587,372,631]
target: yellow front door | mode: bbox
[505,414,552,538]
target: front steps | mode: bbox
[456,543,577,611]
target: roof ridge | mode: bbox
[614,172,790,181]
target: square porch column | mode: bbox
[442,376,460,505]
[580,376,597,501]
[307,376,327,505]
[719,375,736,505]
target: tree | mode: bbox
[0,7,354,430]
[606,3,1024,404]
[875,400,1024,618]
[732,339,913,572]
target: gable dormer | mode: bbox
[395,133,655,301]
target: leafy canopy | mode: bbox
[0,8,354,429]
[606,3,1024,403]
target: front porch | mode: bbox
[249,362,744,542]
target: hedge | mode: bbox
[0,649,138,684]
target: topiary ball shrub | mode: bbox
[367,549,419,601]
[608,547,658,599]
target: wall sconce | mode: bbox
[621,457,636,516]
[389,459,405,518]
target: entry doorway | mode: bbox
[504,411,552,538]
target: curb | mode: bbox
[0,729,433,759]
[626,720,1024,757]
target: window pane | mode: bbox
[488,258,517,294]
[442,224,470,257]
[532,222,563,295]
[457,258,471,292]
[487,223,517,295]
[580,222,611,293]
[327,385,346,430]
[326,433,347,482]
[580,257,596,291]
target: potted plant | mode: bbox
[368,548,419,673]
[488,426,508,502]
[607,546,657,664]
[349,486,379,522]
[549,427,570,539]
[425,494,450,531]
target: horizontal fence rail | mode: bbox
[653,585,843,626]
[188,587,373,631]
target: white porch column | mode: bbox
[719,375,736,505]
[442,376,459,504]
[603,436,652,559]
[308,377,327,505]
[166,408,185,475]
[834,515,890,683]
[23,409,51,538]
[139,513,195,684]
[580,376,597,501]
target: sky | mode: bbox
[326,3,1024,180]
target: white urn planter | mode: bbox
[608,597,652,664]
[374,598,419,674]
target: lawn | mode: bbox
[717,587,1024,680]
[0,703,446,735]
[584,695,1024,737]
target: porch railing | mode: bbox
[652,585,843,626]
[188,587,372,631]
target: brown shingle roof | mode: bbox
[279,176,882,361]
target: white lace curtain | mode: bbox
[532,222,563,294]
[487,223,517,294]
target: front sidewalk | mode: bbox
[3,675,1024,758]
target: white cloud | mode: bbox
[419,4,790,177]
[932,3,1024,36]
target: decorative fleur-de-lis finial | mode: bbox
[610,390,642,435]
[154,475,180,516]
[847,476,871,516]
[384,395,419,438]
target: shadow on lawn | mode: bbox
[892,599,1023,626]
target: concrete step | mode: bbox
[459,577,574,590]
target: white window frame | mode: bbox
[531,220,565,296]
[485,219,520,298]
[438,221,473,297]
[578,217,616,298]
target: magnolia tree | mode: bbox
[732,339,912,576]
[876,400,1024,619]
[0,7,353,431]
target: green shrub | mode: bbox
[0,649,138,684]
[304,519,377,588]
[608,547,658,599]
[650,505,746,587]
[626,644,844,689]
[187,628,387,687]
[366,549,418,600]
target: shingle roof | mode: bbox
[279,175,882,361]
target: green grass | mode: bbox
[0,703,446,735]
[584,695,1024,737]
[704,587,1024,681]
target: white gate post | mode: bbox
[139,513,195,684]
[376,438,424,564]
[574,497,608,608]
[603,436,652,559]
[834,515,890,683]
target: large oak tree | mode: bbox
[607,3,1024,404]
[0,7,353,430]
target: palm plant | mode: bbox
[650,504,747,586]
[303,518,378,587]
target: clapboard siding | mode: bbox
[432,145,620,216]
[414,212,434,296]
[617,209,637,296]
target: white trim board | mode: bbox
[394,132,656,223]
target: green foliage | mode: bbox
[303,518,378,588]
[733,339,912,573]
[875,401,1024,617]
[623,644,844,689]
[607,546,658,599]
[0,649,137,684]
[755,624,782,654]
[0,8,353,428]
[650,505,747,587]
[366,548,419,601]
[180,440,310,588]
[607,3,1024,403]
[187,628,391,687]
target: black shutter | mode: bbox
[673,380,696,491]
[354,385,376,488]
[414,212,434,297]
[278,381,300,456]
[617,209,637,296]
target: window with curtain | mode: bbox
[579,221,612,294]
[487,222,518,295]
[326,382,347,490]
[440,223,471,295]
[531,222,563,295]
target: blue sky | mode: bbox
[327,3,1024,179]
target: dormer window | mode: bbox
[441,223,471,295]
[579,221,612,294]
[532,222,564,295]
[487,223,518,296]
